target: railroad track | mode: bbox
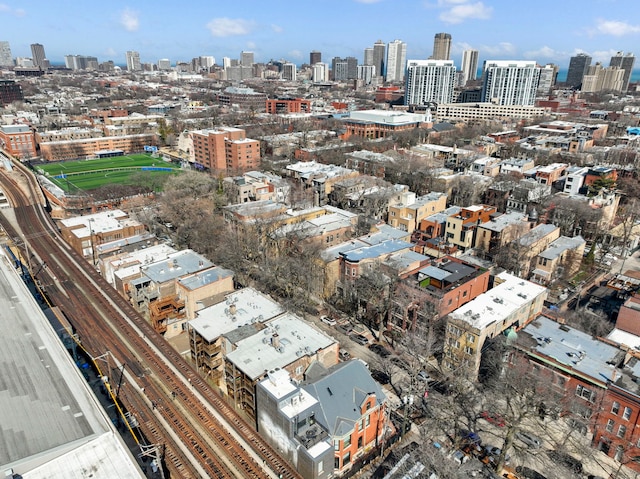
[0,162,301,479]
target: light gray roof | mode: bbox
[538,236,585,260]
[226,313,336,380]
[302,360,386,437]
[141,249,213,283]
[362,224,411,245]
[177,266,234,291]
[340,239,413,262]
[521,315,620,383]
[519,224,559,247]
[0,251,143,477]
[479,212,526,232]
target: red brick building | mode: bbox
[190,127,260,175]
[0,124,36,159]
[266,98,312,114]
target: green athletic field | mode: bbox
[36,154,182,193]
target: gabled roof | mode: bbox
[302,360,386,437]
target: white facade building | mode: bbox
[385,39,407,83]
[125,50,141,71]
[481,60,540,106]
[405,59,456,105]
[282,63,297,81]
[312,63,329,82]
[461,49,479,85]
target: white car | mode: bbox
[320,315,336,326]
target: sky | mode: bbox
[1,0,639,74]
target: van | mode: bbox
[339,349,350,361]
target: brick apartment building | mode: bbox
[0,124,36,159]
[190,127,260,175]
[0,79,24,106]
[265,98,312,114]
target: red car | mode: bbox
[480,410,506,427]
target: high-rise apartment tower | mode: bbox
[609,52,635,92]
[566,53,591,89]
[385,39,407,83]
[461,49,479,85]
[432,33,452,60]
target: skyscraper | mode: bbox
[282,63,296,81]
[566,53,591,89]
[537,64,558,95]
[609,52,635,92]
[0,41,13,66]
[363,48,374,67]
[405,60,456,105]
[481,60,540,106]
[30,43,46,69]
[432,33,452,60]
[241,51,255,66]
[125,51,141,71]
[331,56,358,81]
[312,63,329,82]
[309,50,321,65]
[373,40,386,78]
[461,49,479,85]
[385,39,407,83]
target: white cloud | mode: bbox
[523,46,561,60]
[104,47,117,57]
[288,50,303,60]
[593,19,640,37]
[246,41,256,50]
[206,17,254,37]
[439,1,492,24]
[481,42,516,56]
[0,3,25,16]
[119,8,139,32]
[271,24,283,33]
[592,49,622,63]
[450,41,474,55]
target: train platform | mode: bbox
[0,247,145,478]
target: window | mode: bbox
[617,425,626,438]
[344,435,351,448]
[357,436,363,449]
[463,290,468,297]
[623,407,632,420]
[467,334,475,343]
[318,462,324,474]
[464,346,474,355]
[606,419,615,432]
[334,439,340,451]
[611,401,620,415]
[575,384,595,402]
[343,452,351,465]
[358,419,364,431]
[366,414,370,427]
[334,457,340,469]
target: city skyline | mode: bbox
[1,0,639,73]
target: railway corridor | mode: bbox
[0,163,301,479]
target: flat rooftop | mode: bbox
[226,313,336,380]
[0,250,143,478]
[188,287,284,343]
[450,272,547,330]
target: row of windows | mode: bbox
[611,401,633,420]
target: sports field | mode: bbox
[36,154,182,192]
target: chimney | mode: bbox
[271,333,280,349]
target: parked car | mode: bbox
[515,431,542,449]
[417,370,432,383]
[390,356,410,371]
[350,333,369,345]
[479,410,506,427]
[369,343,391,357]
[337,322,354,335]
[547,450,582,473]
[370,369,390,384]
[339,349,350,361]
[515,466,547,479]
[450,449,469,465]
[320,315,336,326]
[482,446,510,465]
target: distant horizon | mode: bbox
[2,0,639,74]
